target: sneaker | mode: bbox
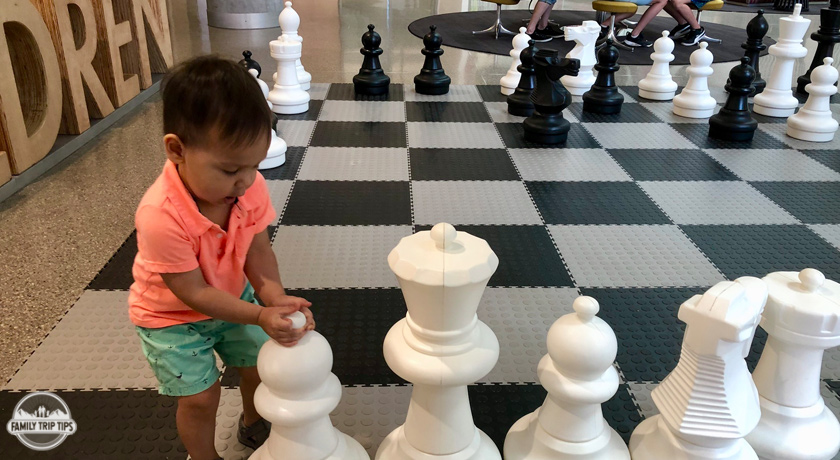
[680,27,706,46]
[542,23,565,38]
[599,25,609,40]
[623,32,653,48]
[237,414,271,449]
[670,22,691,40]
[528,29,553,42]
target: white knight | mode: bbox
[561,21,600,96]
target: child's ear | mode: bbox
[163,134,186,164]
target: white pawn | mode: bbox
[268,34,310,114]
[251,312,369,460]
[746,269,840,460]
[753,4,811,117]
[786,57,839,142]
[638,30,677,101]
[248,68,287,170]
[504,296,630,460]
[561,21,600,96]
[277,1,311,91]
[629,277,768,460]
[673,42,716,118]
[501,28,531,95]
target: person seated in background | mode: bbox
[664,0,707,45]
[599,0,669,47]
[526,0,565,42]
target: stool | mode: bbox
[689,0,724,44]
[473,0,521,39]
[593,0,638,50]
[774,0,809,12]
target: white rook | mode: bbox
[251,312,369,460]
[753,4,811,117]
[376,223,502,460]
[268,33,310,114]
[746,269,840,460]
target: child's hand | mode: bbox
[257,307,305,346]
[265,295,312,314]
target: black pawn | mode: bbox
[414,25,450,95]
[238,50,261,77]
[582,39,623,114]
[523,49,580,145]
[354,24,390,96]
[797,0,840,94]
[709,57,757,142]
[741,10,768,94]
[507,40,537,117]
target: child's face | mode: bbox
[165,130,269,207]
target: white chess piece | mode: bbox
[268,34,310,114]
[673,42,717,118]
[278,1,311,91]
[501,28,531,95]
[753,4,811,117]
[375,223,502,460]
[745,269,840,460]
[629,277,768,460]
[504,296,631,460]
[249,68,287,169]
[786,57,839,142]
[561,21,600,96]
[250,312,369,460]
[638,30,678,101]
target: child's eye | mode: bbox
[223,169,237,175]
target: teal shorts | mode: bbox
[136,283,270,396]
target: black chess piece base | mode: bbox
[414,75,450,95]
[524,113,571,144]
[354,72,390,95]
[507,93,534,117]
[582,99,622,114]
[708,116,757,142]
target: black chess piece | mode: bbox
[797,0,840,93]
[741,10,768,94]
[522,49,580,145]
[238,50,261,76]
[507,40,537,117]
[353,24,391,96]
[582,39,623,114]
[709,57,757,142]
[414,25,450,95]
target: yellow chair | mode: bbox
[472,0,521,39]
[592,0,638,50]
[689,0,724,44]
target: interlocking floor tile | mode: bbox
[550,225,726,288]
[274,99,323,121]
[477,85,509,102]
[275,120,316,146]
[325,83,405,101]
[405,102,491,123]
[809,224,840,250]
[318,101,406,122]
[407,122,503,148]
[569,102,661,123]
[332,385,411,458]
[483,101,581,123]
[409,148,519,180]
[282,181,411,225]
[702,149,840,181]
[528,182,671,224]
[671,123,789,149]
[640,102,721,123]
[800,149,840,174]
[307,83,331,101]
[265,179,293,223]
[510,149,631,182]
[296,147,409,181]
[404,85,483,102]
[762,123,840,151]
[607,149,738,181]
[750,182,840,224]
[310,121,407,148]
[583,123,697,149]
[88,232,137,290]
[259,146,305,181]
[412,181,542,225]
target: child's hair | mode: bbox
[162,55,273,149]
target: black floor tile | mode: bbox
[569,102,661,123]
[282,181,412,225]
[310,121,407,148]
[405,102,492,123]
[750,181,840,224]
[800,149,840,174]
[88,232,137,290]
[670,123,789,149]
[325,83,405,101]
[607,149,739,181]
[260,146,306,181]
[409,148,519,180]
[527,181,671,224]
[477,85,508,102]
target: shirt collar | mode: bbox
[161,160,215,238]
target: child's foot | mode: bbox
[528,28,553,42]
[541,23,565,38]
[681,27,706,46]
[670,22,691,40]
[623,32,653,48]
[237,413,271,449]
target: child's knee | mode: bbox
[178,382,221,411]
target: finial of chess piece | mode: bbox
[354,24,391,96]
[414,25,451,95]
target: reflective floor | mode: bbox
[0,0,834,384]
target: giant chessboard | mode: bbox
[3,83,840,459]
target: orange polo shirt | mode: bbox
[128,160,276,328]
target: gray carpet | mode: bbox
[408,10,775,65]
[722,1,825,14]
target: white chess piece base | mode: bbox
[638,89,676,101]
[673,105,715,119]
[630,416,758,460]
[376,427,499,460]
[786,125,837,142]
[260,133,287,169]
[747,396,840,460]
[752,103,797,118]
[504,411,629,460]
[252,431,368,460]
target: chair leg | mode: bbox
[597,15,633,51]
[472,4,515,38]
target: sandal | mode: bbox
[237,413,271,449]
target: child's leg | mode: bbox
[670,0,700,28]
[537,2,556,30]
[601,13,634,29]
[177,381,222,460]
[663,2,686,24]
[631,0,668,36]
[526,1,554,34]
[236,366,263,426]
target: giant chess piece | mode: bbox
[673,42,717,118]
[582,39,623,114]
[376,223,502,460]
[638,31,678,100]
[354,24,390,96]
[746,269,840,460]
[241,51,288,169]
[501,28,531,95]
[709,57,757,141]
[278,1,311,91]
[251,312,369,460]
[787,57,840,141]
[741,10,768,94]
[523,49,580,144]
[797,0,840,94]
[629,277,769,460]
[414,25,451,95]
[268,35,310,115]
[504,296,631,460]
[561,20,600,96]
[507,40,537,117]
[753,4,811,117]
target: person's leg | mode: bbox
[526,0,553,33]
[663,2,686,24]
[177,381,222,460]
[537,2,556,29]
[600,12,634,29]
[630,0,667,36]
[237,366,263,426]
[670,0,700,28]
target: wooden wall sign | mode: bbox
[0,152,12,185]
[0,0,173,182]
